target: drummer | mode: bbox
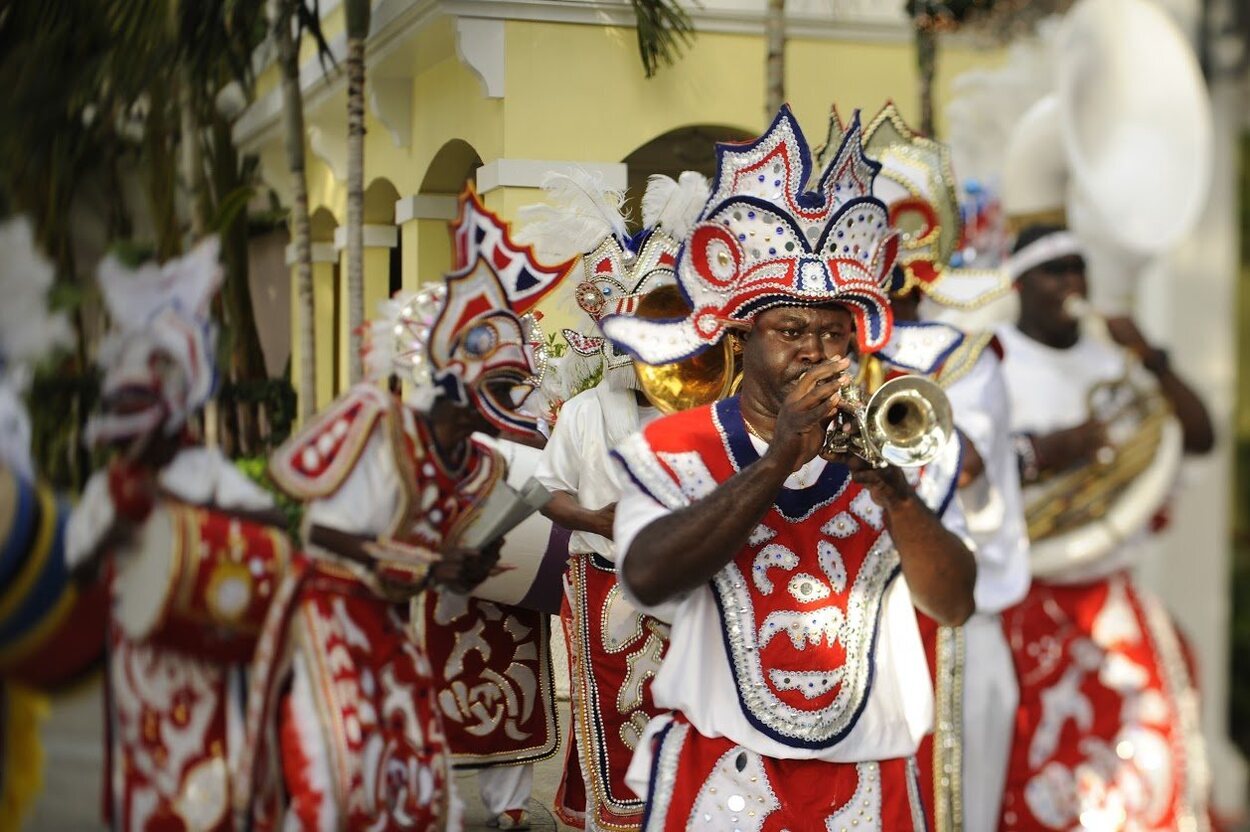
[258,187,569,830]
[65,238,285,832]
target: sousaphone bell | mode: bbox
[632,285,737,414]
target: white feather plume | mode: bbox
[514,168,629,264]
[641,171,710,240]
[0,216,73,375]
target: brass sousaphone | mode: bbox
[632,284,737,414]
[1001,0,1211,578]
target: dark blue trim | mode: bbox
[0,474,37,587]
[933,434,964,519]
[707,560,902,751]
[812,195,889,254]
[638,718,678,831]
[598,311,711,367]
[714,397,849,522]
[608,448,668,510]
[814,110,883,196]
[879,321,965,374]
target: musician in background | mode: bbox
[599,107,975,829]
[842,102,1032,832]
[65,239,282,832]
[995,223,1214,830]
[521,169,708,831]
[257,189,567,831]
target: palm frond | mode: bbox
[629,0,695,78]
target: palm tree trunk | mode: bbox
[764,0,786,120]
[271,0,316,421]
[180,68,207,239]
[345,0,370,385]
[916,20,938,138]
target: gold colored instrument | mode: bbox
[633,285,737,414]
[821,374,954,469]
[1024,298,1175,542]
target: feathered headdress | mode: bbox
[516,168,709,388]
[601,105,900,365]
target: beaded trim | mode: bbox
[932,624,966,832]
[684,745,780,831]
[1137,589,1212,831]
[715,398,851,522]
[935,331,997,390]
[878,321,965,375]
[906,756,927,831]
[641,720,688,831]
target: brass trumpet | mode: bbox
[820,374,954,468]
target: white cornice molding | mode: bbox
[285,241,339,266]
[234,0,912,149]
[395,194,459,223]
[334,224,400,250]
[476,159,628,193]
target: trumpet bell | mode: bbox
[633,285,737,414]
[864,376,955,468]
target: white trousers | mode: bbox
[961,611,1018,832]
[477,764,534,814]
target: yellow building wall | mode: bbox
[289,16,1007,409]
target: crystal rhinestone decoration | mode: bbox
[601,105,901,366]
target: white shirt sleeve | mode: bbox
[534,395,584,496]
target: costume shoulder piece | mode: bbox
[611,404,724,511]
[877,320,965,375]
[936,330,1001,389]
[269,385,397,500]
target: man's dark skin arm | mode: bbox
[541,491,615,539]
[1105,316,1215,454]
[308,524,502,594]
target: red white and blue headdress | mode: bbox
[515,169,708,388]
[601,106,900,364]
[365,187,573,437]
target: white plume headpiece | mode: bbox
[0,216,73,379]
[361,285,447,411]
[641,171,710,241]
[514,168,630,264]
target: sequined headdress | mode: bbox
[601,106,900,364]
[515,169,709,388]
[821,103,1010,311]
[363,186,573,437]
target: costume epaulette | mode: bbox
[268,385,397,500]
[935,331,1000,389]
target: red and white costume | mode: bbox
[845,102,1031,832]
[601,107,966,829]
[611,396,964,830]
[995,319,1210,831]
[64,240,284,831]
[519,169,709,831]
[244,187,568,830]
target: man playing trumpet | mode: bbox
[599,107,976,830]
